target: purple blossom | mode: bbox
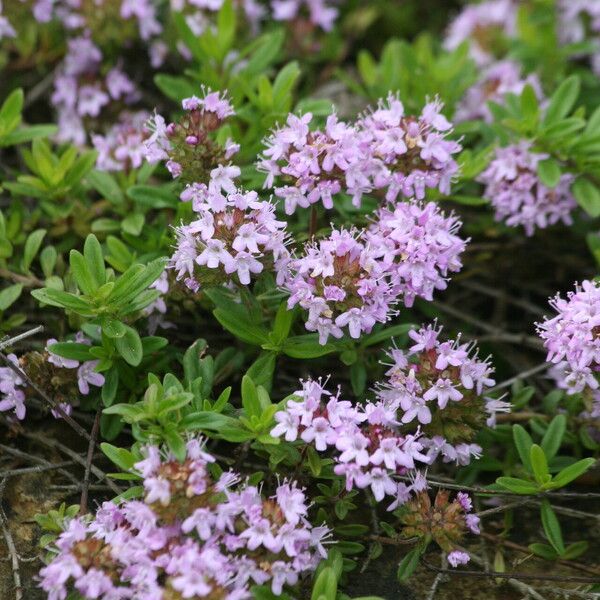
[444,0,517,65]
[271,378,430,503]
[447,550,470,567]
[170,186,289,291]
[143,88,237,183]
[456,60,544,123]
[284,227,396,344]
[537,280,600,394]
[92,111,150,172]
[478,142,576,236]
[40,438,327,599]
[260,97,461,212]
[366,201,466,307]
[76,360,105,395]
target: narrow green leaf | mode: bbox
[530,444,549,485]
[552,457,595,487]
[537,158,561,188]
[496,477,539,494]
[69,250,97,295]
[241,375,261,418]
[397,548,421,581]
[23,228,46,272]
[0,283,23,311]
[572,177,600,217]
[543,75,580,125]
[115,326,143,366]
[47,341,93,361]
[540,414,566,460]
[540,499,565,555]
[512,424,533,472]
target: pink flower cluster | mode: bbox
[28,0,161,40]
[537,280,600,394]
[444,0,517,65]
[51,36,139,146]
[258,96,461,214]
[0,335,104,421]
[366,201,466,308]
[377,323,499,466]
[283,228,396,344]
[39,439,329,599]
[271,378,431,504]
[173,0,338,33]
[92,111,151,172]
[171,186,289,291]
[478,142,576,236]
[270,0,338,31]
[284,202,466,344]
[144,89,239,181]
[455,60,544,123]
[357,96,461,202]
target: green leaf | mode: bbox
[87,170,124,205]
[121,213,145,236]
[63,150,98,187]
[241,375,261,418]
[271,302,294,344]
[496,476,539,494]
[40,246,57,278]
[520,83,539,122]
[396,548,421,581]
[540,414,566,460]
[101,368,119,407]
[0,124,57,147]
[311,566,338,600]
[543,75,580,125]
[512,424,533,472]
[537,158,561,188]
[83,234,106,288]
[0,283,23,311]
[213,306,269,346]
[163,427,187,462]
[350,362,366,396]
[0,88,23,134]
[101,318,127,339]
[246,352,276,391]
[115,326,143,366]
[540,499,565,555]
[47,342,93,361]
[282,334,338,358]
[180,412,240,431]
[528,542,558,560]
[108,258,165,307]
[562,541,588,560]
[31,288,93,314]
[530,444,549,485]
[127,184,178,209]
[23,228,46,272]
[100,443,136,471]
[217,0,236,57]
[272,61,300,108]
[552,457,595,487]
[572,177,600,218]
[153,74,197,103]
[69,250,97,295]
